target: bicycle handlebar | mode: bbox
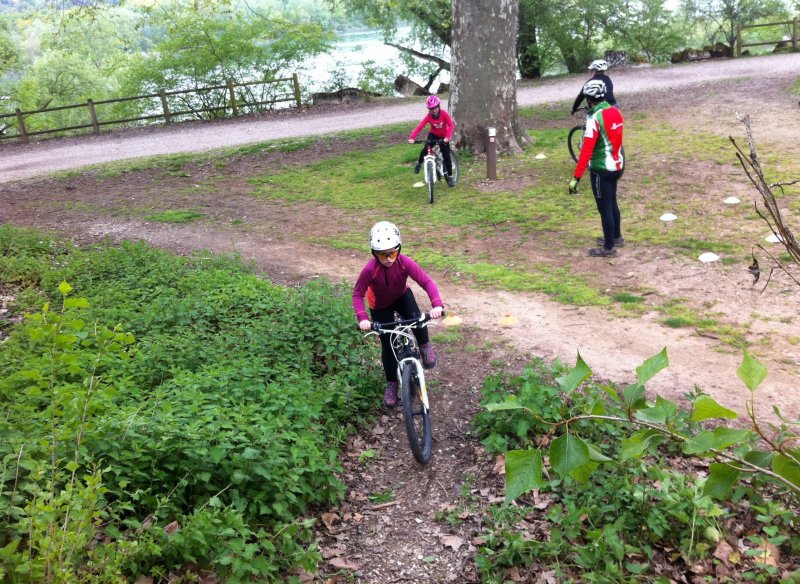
[412,138,449,145]
[370,311,443,333]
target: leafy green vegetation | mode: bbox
[0,225,382,582]
[472,353,800,582]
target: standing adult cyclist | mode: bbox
[571,59,617,113]
[408,95,456,187]
[568,79,625,258]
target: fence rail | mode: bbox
[0,74,302,143]
[736,17,798,57]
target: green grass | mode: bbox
[145,209,205,223]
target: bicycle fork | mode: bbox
[422,153,436,185]
[397,357,430,411]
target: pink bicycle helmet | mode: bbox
[426,95,441,109]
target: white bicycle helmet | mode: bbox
[588,59,609,72]
[369,221,402,251]
[582,79,607,100]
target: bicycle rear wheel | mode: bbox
[425,159,436,204]
[401,364,432,464]
[567,125,583,162]
[449,150,459,186]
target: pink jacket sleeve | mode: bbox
[409,115,431,141]
[404,257,444,309]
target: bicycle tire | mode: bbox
[449,150,459,186]
[425,159,436,204]
[567,125,583,162]
[401,363,432,464]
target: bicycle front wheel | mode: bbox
[401,364,432,464]
[425,159,436,204]
[567,125,583,162]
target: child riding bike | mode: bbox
[352,221,445,407]
[408,95,456,187]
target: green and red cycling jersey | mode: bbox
[574,102,624,179]
[409,109,455,141]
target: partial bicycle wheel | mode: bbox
[401,364,432,464]
[449,150,459,186]
[567,125,583,162]
[425,159,436,204]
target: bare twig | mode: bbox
[730,112,800,292]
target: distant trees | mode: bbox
[128,1,331,97]
[680,0,789,50]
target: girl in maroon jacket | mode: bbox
[353,221,444,407]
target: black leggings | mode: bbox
[417,132,453,176]
[590,169,622,250]
[370,288,430,382]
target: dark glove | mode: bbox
[568,177,580,194]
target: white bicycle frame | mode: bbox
[397,356,430,411]
[368,319,433,411]
[422,146,443,185]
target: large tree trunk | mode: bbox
[450,0,527,155]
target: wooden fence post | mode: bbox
[793,17,798,51]
[87,99,100,135]
[160,90,172,125]
[736,23,742,57]
[292,73,302,108]
[227,79,238,116]
[15,109,28,143]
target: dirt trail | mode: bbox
[2,54,800,582]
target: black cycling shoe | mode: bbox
[446,176,456,187]
[414,163,421,174]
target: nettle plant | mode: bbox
[487,348,800,508]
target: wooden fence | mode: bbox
[0,74,302,143]
[736,17,798,57]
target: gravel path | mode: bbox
[1,53,799,183]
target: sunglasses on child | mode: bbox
[375,247,400,260]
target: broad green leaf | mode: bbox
[599,383,621,404]
[704,463,739,499]
[568,461,599,484]
[556,352,592,395]
[772,455,800,488]
[711,428,751,451]
[505,449,544,501]
[691,395,738,421]
[636,348,669,386]
[58,281,73,295]
[586,443,612,463]
[65,461,79,472]
[622,383,646,411]
[550,434,590,478]
[620,430,659,461]
[64,297,90,309]
[683,431,715,455]
[485,396,528,412]
[635,397,677,424]
[744,450,773,469]
[737,350,767,393]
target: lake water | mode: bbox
[298,28,450,96]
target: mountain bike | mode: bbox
[414,139,459,204]
[567,106,590,162]
[368,312,439,464]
